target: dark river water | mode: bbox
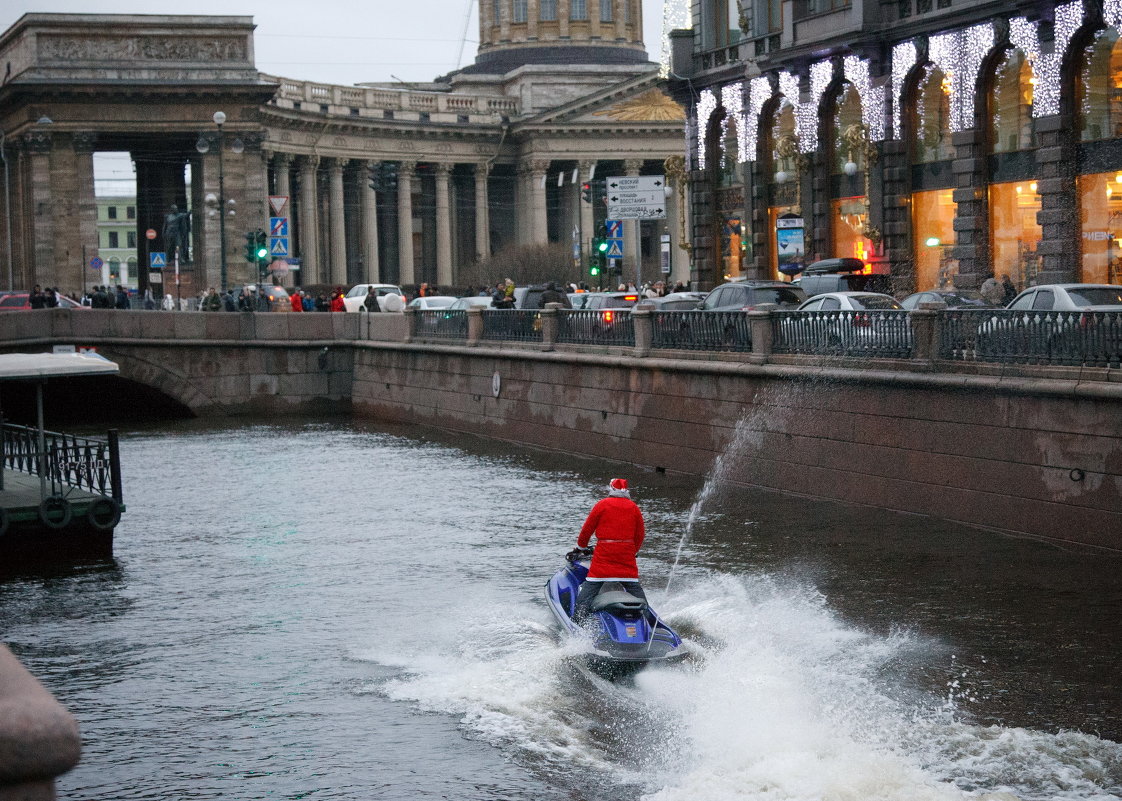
[1,417,1120,801]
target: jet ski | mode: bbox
[545,547,686,678]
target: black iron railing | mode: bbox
[417,310,467,340]
[650,310,752,351]
[1,424,122,502]
[942,309,1122,367]
[481,310,542,343]
[772,310,913,358]
[557,310,635,347]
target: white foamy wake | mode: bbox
[354,571,1122,801]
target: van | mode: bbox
[797,258,891,298]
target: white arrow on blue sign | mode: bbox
[270,217,289,237]
[150,252,166,269]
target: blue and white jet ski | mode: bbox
[545,547,686,678]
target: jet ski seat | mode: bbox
[589,582,648,614]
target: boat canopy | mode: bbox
[0,352,119,381]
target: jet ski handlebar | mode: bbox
[565,546,594,563]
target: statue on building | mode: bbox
[163,204,191,264]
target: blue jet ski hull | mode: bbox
[545,553,685,678]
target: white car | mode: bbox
[343,283,406,312]
[975,283,1122,359]
[781,291,911,352]
[406,295,458,310]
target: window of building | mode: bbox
[804,0,850,15]
[720,116,742,188]
[108,231,119,248]
[571,0,588,20]
[108,258,120,280]
[513,0,527,23]
[990,180,1042,288]
[1079,171,1122,283]
[704,0,743,48]
[384,109,394,120]
[600,0,612,22]
[419,112,431,122]
[1078,29,1122,142]
[911,64,954,163]
[991,48,1033,153]
[126,205,136,219]
[768,101,800,280]
[832,83,866,175]
[107,206,117,220]
[912,189,957,289]
[493,0,501,21]
[127,231,137,249]
[541,0,557,20]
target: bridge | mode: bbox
[1,307,1118,549]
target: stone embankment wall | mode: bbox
[351,343,1121,548]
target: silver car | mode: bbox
[975,284,1122,362]
[779,291,911,354]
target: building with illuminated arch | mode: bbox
[668,0,1122,293]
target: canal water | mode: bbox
[1,418,1120,801]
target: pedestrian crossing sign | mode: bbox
[150,251,166,269]
[269,237,289,256]
[605,241,623,258]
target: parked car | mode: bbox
[697,281,806,311]
[0,291,86,311]
[975,283,1122,360]
[446,296,494,312]
[407,295,458,310]
[899,289,997,309]
[240,284,292,311]
[634,291,708,311]
[783,291,910,351]
[518,283,573,310]
[796,258,892,298]
[343,283,406,312]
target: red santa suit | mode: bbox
[577,479,645,581]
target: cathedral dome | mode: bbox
[467,0,649,73]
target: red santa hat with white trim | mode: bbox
[608,478,630,497]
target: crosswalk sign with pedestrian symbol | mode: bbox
[150,252,166,269]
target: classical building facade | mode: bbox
[0,9,687,297]
[668,0,1122,293]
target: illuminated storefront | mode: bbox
[1079,28,1122,283]
[990,181,1041,287]
[910,64,956,289]
[912,190,957,288]
[767,101,799,280]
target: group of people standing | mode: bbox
[85,285,131,309]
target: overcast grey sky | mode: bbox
[2,1,671,86]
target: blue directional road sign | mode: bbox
[150,252,166,269]
[269,237,289,257]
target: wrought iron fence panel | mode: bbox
[937,309,994,360]
[772,310,912,357]
[2,423,120,500]
[650,310,751,351]
[481,310,542,342]
[417,310,467,340]
[958,309,1122,367]
[556,310,635,346]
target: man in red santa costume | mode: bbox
[573,478,647,620]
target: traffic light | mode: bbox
[589,260,600,276]
[243,231,256,262]
[581,182,592,203]
[369,161,399,192]
[255,230,269,264]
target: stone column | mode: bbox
[880,138,912,291]
[559,0,571,36]
[297,155,320,285]
[329,158,347,286]
[499,0,510,42]
[614,0,627,39]
[1034,113,1077,284]
[624,158,643,286]
[24,131,54,286]
[435,163,453,286]
[273,153,291,198]
[949,128,989,290]
[530,160,550,244]
[474,163,491,261]
[398,161,416,286]
[362,160,380,283]
[72,133,98,293]
[590,0,602,37]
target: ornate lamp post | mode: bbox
[196,111,242,292]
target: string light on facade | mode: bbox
[1106,0,1122,27]
[721,82,749,164]
[660,0,691,78]
[930,22,995,131]
[799,60,833,153]
[1011,2,1085,118]
[743,76,772,162]
[844,55,887,142]
[695,88,718,169]
[891,40,918,139]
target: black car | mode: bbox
[697,281,806,311]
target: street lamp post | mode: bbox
[196,111,242,293]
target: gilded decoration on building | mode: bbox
[595,90,685,122]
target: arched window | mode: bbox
[720,117,742,188]
[991,49,1033,153]
[912,64,954,163]
[832,83,865,174]
[767,99,802,280]
[1078,28,1122,141]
